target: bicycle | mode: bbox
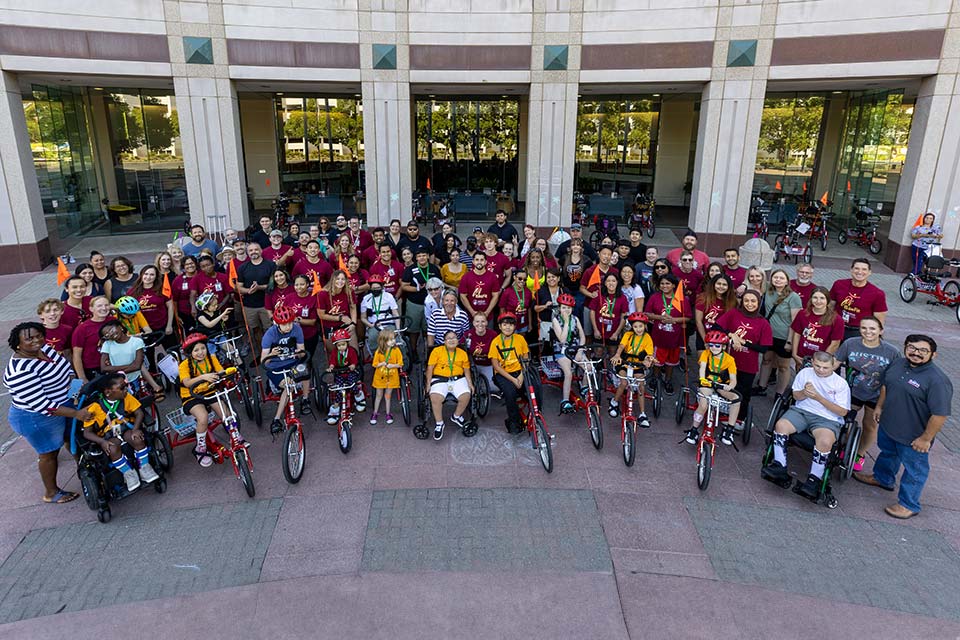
[802,202,832,251]
[899,243,960,324]
[205,326,257,421]
[588,214,620,250]
[262,351,311,484]
[628,194,656,239]
[837,209,882,255]
[272,192,292,229]
[516,356,554,473]
[613,355,648,467]
[772,220,813,265]
[322,367,359,454]
[541,343,604,450]
[690,380,742,491]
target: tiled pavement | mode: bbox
[0,236,958,638]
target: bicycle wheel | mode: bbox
[741,405,753,446]
[281,425,305,484]
[535,416,553,473]
[588,230,603,250]
[399,375,411,426]
[899,276,916,303]
[674,388,687,424]
[622,419,636,467]
[868,238,882,255]
[587,404,603,450]
[801,245,813,264]
[646,218,655,239]
[942,280,960,302]
[837,230,848,244]
[253,381,263,429]
[152,430,174,473]
[338,421,352,454]
[474,373,490,418]
[651,379,662,418]
[697,442,712,491]
[235,449,256,498]
[239,376,254,420]
[820,229,827,251]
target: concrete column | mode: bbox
[653,97,696,207]
[238,95,280,211]
[525,81,579,229]
[516,96,529,205]
[361,80,412,227]
[87,92,119,205]
[887,72,960,270]
[0,71,51,271]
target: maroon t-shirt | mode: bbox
[724,266,747,289]
[172,273,195,316]
[716,308,772,375]
[696,299,727,333]
[589,294,629,341]
[61,303,87,331]
[265,285,295,312]
[346,229,374,253]
[644,292,687,349]
[369,260,405,297]
[345,268,369,292]
[190,271,233,305]
[316,289,354,331]
[580,264,619,297]
[499,285,533,332]
[463,328,495,365]
[361,245,395,270]
[137,290,169,331]
[73,318,107,369]
[43,323,73,354]
[262,244,295,265]
[293,257,333,290]
[458,269,501,316]
[290,293,319,341]
[829,279,888,328]
[790,310,845,358]
[789,280,817,307]
[484,252,511,281]
[672,267,703,306]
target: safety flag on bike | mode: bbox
[819,192,829,206]
[846,180,851,192]
[161,273,172,298]
[670,281,685,315]
[56,257,70,286]
[775,181,781,191]
[802,181,807,192]
[338,253,348,272]
[312,272,323,296]
[227,258,238,288]
[912,214,925,228]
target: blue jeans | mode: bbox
[873,428,930,513]
[911,246,926,275]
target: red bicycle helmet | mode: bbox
[557,293,576,307]
[331,327,351,343]
[498,312,517,323]
[627,311,648,324]
[181,332,208,351]
[705,330,729,345]
[273,305,296,324]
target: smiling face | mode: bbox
[141,267,158,289]
[905,340,934,365]
[714,278,729,295]
[810,291,828,311]
[39,303,63,325]
[850,261,871,284]
[741,293,759,313]
[859,318,881,343]
[91,297,112,320]
[796,265,813,284]
[16,327,45,355]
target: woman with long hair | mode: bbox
[129,265,175,343]
[695,274,736,346]
[755,269,802,396]
[519,224,538,258]
[264,267,294,314]
[166,244,185,273]
[318,270,358,351]
[523,249,547,294]
[105,256,137,303]
[717,289,772,423]
[534,238,559,270]
[790,286,844,365]
[155,251,179,280]
[172,255,199,333]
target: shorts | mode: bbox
[429,376,471,398]
[779,407,842,439]
[182,398,214,414]
[850,395,878,410]
[404,301,427,334]
[654,346,680,367]
[771,337,791,359]
[264,358,303,390]
[8,406,66,454]
[243,307,273,333]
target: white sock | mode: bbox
[196,432,207,448]
[810,449,829,479]
[773,433,787,466]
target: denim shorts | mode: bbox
[8,406,66,454]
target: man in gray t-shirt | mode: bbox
[854,334,952,519]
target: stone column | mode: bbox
[887,71,960,270]
[0,71,51,271]
[167,1,248,236]
[653,97,697,207]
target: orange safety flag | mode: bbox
[846,180,851,192]
[802,181,807,192]
[312,273,323,296]
[227,258,238,288]
[338,253,347,272]
[56,257,70,287]
[585,265,601,290]
[820,192,829,206]
[913,214,925,228]
[775,181,782,191]
[670,280,685,316]
[426,178,431,190]
[161,272,172,298]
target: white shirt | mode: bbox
[360,291,399,327]
[792,366,851,423]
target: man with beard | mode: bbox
[458,253,501,319]
[666,230,710,273]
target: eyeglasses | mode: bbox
[428,287,441,292]
[707,343,724,348]
[906,344,932,354]
[681,258,694,262]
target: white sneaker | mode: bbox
[138,462,159,484]
[369,413,379,425]
[122,468,141,492]
[327,407,340,425]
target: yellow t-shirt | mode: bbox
[440,263,466,288]
[427,346,470,378]
[618,331,653,359]
[119,312,150,336]
[699,350,736,384]
[178,355,224,400]
[83,394,142,437]
[488,333,529,374]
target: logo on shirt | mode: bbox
[907,378,921,389]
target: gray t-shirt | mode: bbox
[763,290,802,340]
[835,338,900,402]
[879,358,953,445]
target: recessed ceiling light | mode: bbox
[832,90,843,94]
[652,94,660,97]
[94,87,103,91]
[276,92,284,96]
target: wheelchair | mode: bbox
[761,391,861,509]
[70,380,169,523]
[412,374,480,440]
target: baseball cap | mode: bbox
[270,229,283,237]
[473,226,483,233]
[570,223,582,230]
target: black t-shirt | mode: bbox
[397,234,433,258]
[556,239,599,263]
[236,258,276,308]
[560,256,592,293]
[628,243,647,265]
[487,222,519,245]
[250,229,271,249]
[402,263,441,305]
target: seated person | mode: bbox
[98,320,163,400]
[326,327,366,424]
[489,312,541,434]
[762,350,851,499]
[179,333,245,467]
[115,295,151,337]
[195,291,234,354]
[609,312,654,427]
[81,373,159,492]
[261,305,311,434]
[426,330,474,441]
[550,293,586,414]
[687,331,740,446]
[359,274,399,358]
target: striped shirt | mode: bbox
[3,345,75,415]
[427,307,471,345]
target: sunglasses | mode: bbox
[681,258,694,262]
[655,265,668,270]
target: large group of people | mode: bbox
[1,212,953,520]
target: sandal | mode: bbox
[152,389,166,403]
[42,489,79,504]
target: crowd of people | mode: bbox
[1,211,953,520]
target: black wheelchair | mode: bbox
[412,369,480,440]
[70,379,170,523]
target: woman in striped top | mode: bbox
[3,322,92,504]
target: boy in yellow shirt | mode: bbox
[488,312,539,434]
[609,312,655,427]
[687,330,740,446]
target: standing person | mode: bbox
[167,244,186,271]
[264,268,294,313]
[580,246,618,311]
[722,248,748,292]
[424,278,444,318]
[384,219,404,253]
[458,252,501,319]
[89,250,111,291]
[4,322,91,504]
[754,269,803,396]
[249,215,274,249]
[910,212,943,274]
[644,274,688,394]
[830,258,888,343]
[172,256,199,332]
[555,223,600,263]
[500,269,534,336]
[854,335,952,519]
[790,263,818,307]
[72,296,112,383]
[401,248,441,356]
[589,273,629,351]
[479,233,512,286]
[437,233,461,267]
[104,257,137,303]
[487,209,519,246]
[626,228,648,265]
[129,265,175,341]
[791,287,844,363]
[440,244,467,287]
[619,263,645,314]
[235,243,275,349]
[560,239,592,322]
[518,224,538,258]
[369,243,405,299]
[317,270,358,351]
[346,215,374,254]
[190,254,234,311]
[370,328,403,425]
[182,224,220,258]
[61,276,90,330]
[396,221,433,259]
[717,290,772,424]
[290,274,321,360]
[432,223,456,259]
[666,231,710,273]
[344,254,370,297]
[672,250,703,316]
[262,229,296,268]
[60,263,102,301]
[695,274,736,347]
[38,299,72,356]
[835,316,900,473]
[463,312,496,390]
[292,239,333,291]
[155,251,179,280]
[534,268,563,342]
[362,228,393,269]
[637,247,658,297]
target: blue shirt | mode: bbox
[182,239,220,257]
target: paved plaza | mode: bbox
[0,233,958,639]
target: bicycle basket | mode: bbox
[540,356,563,381]
[164,407,197,437]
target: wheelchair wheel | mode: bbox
[587,403,603,450]
[839,422,862,482]
[741,405,753,446]
[766,392,789,435]
[622,419,636,467]
[282,425,305,484]
[697,443,712,491]
[535,416,553,473]
[399,375,412,426]
[899,276,916,303]
[78,465,102,512]
[154,477,167,493]
[97,507,112,523]
[152,430,174,473]
[674,388,687,424]
[474,373,490,418]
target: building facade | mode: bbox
[0,0,958,273]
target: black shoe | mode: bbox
[664,380,674,395]
[684,427,699,445]
[750,386,766,396]
[300,398,313,415]
[270,418,284,435]
[761,461,790,486]
[793,474,822,501]
[720,427,734,446]
[433,422,445,441]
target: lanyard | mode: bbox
[102,397,121,419]
[708,353,724,377]
[383,347,393,367]
[446,348,457,375]
[372,294,383,317]
[338,350,348,367]
[513,283,525,312]
[629,333,642,354]
[501,335,514,363]
[661,293,674,317]
[604,296,615,317]
[564,315,575,344]
[417,264,430,285]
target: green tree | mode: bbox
[136,97,178,154]
[758,96,824,169]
